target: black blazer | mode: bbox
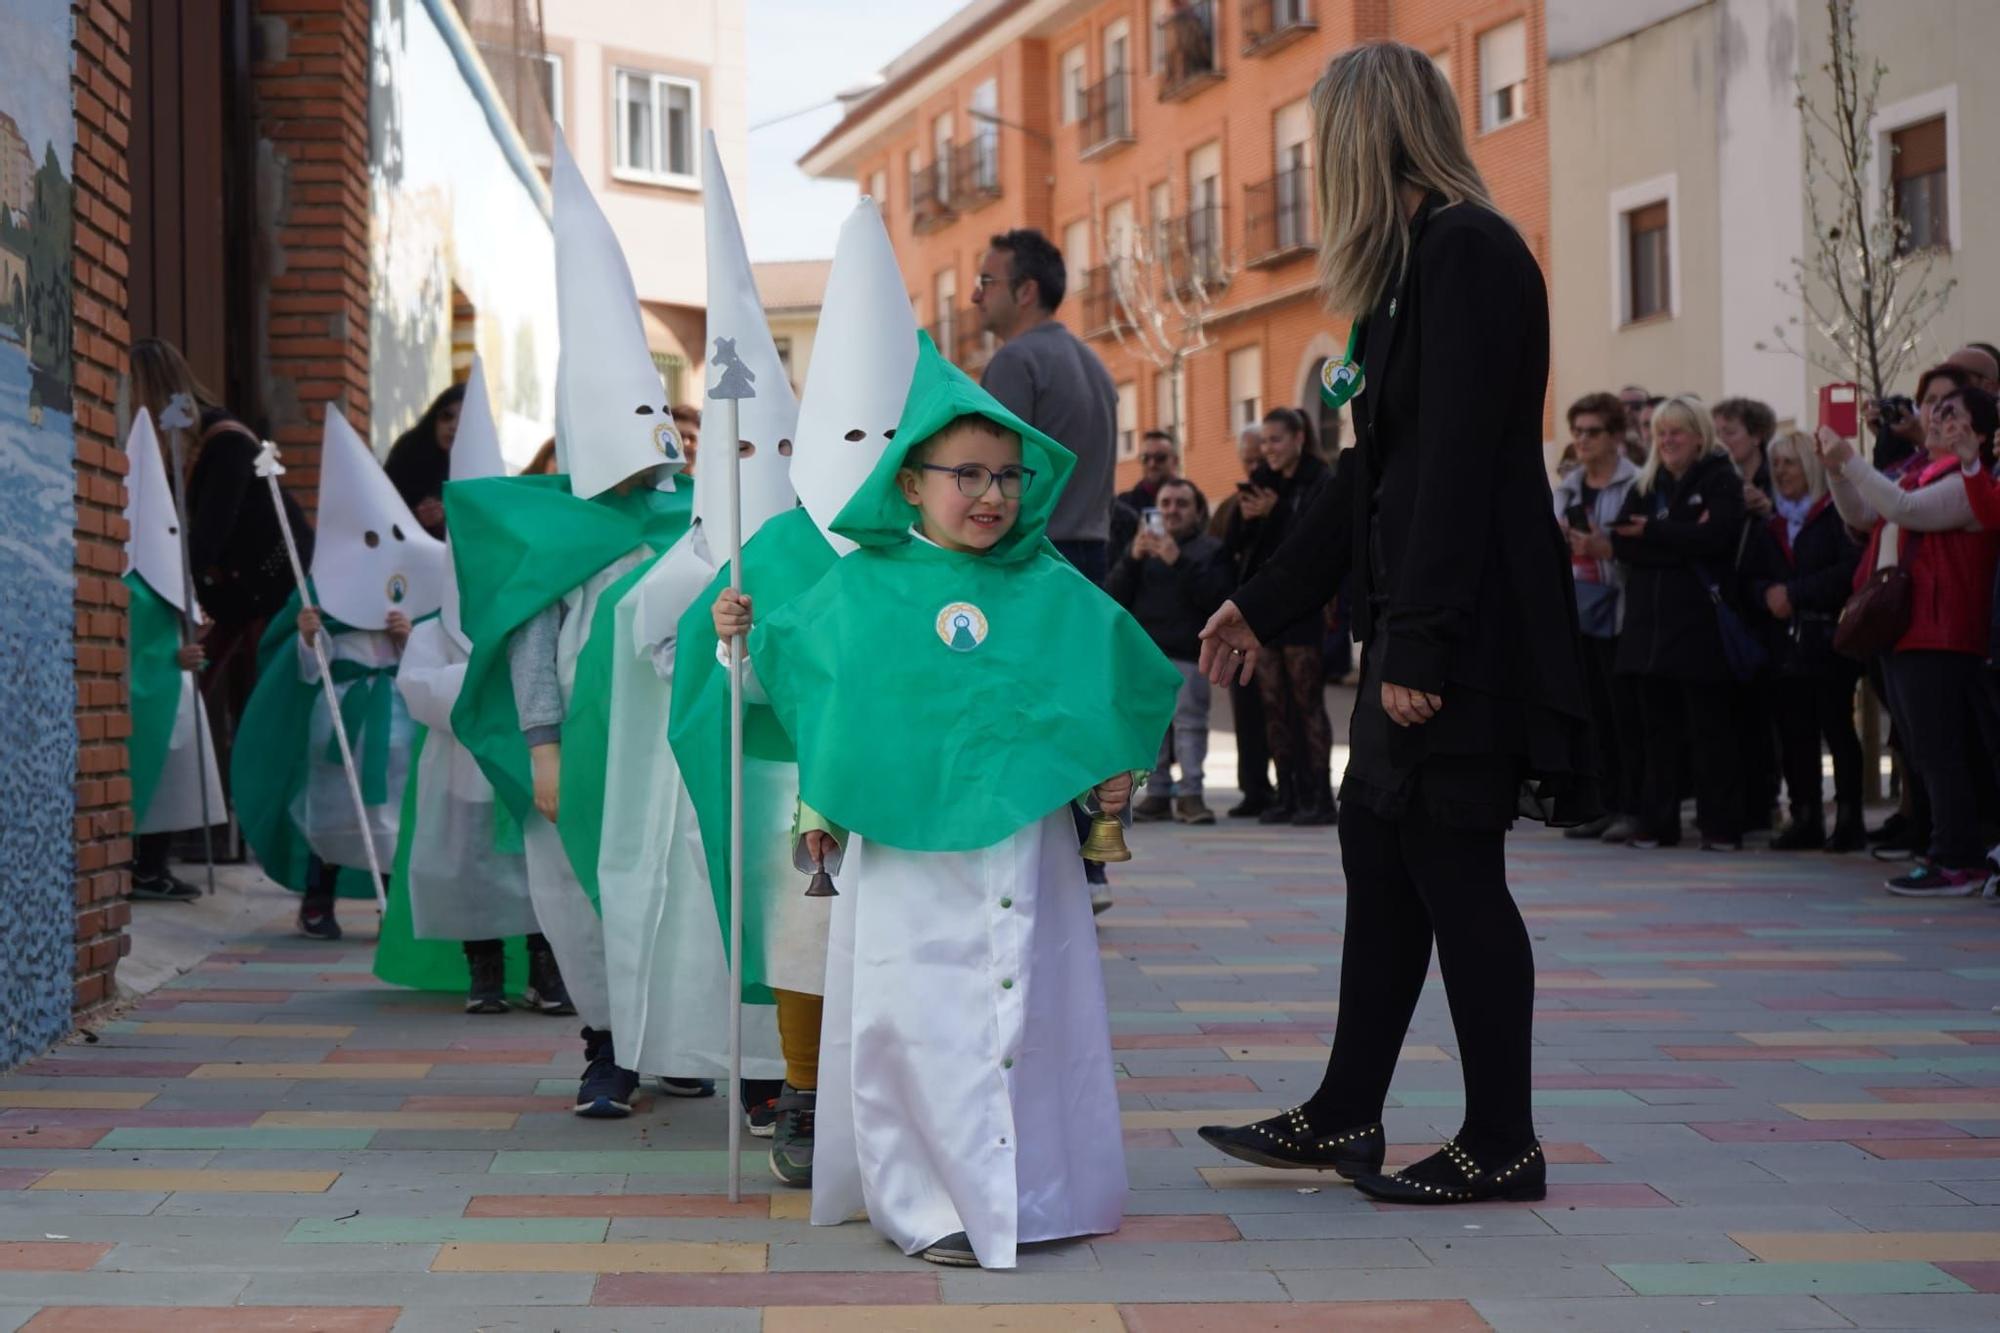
[1610,452,1748,681]
[1744,499,1862,676]
[1232,194,1593,822]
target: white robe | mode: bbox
[810,809,1126,1269]
[395,619,538,941]
[293,627,411,872]
[136,672,225,836]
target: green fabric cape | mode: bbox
[748,333,1182,852]
[447,474,693,832]
[231,588,388,899]
[371,724,532,992]
[126,573,185,826]
[667,506,835,993]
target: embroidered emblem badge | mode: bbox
[653,421,682,459]
[386,573,409,605]
[936,602,988,653]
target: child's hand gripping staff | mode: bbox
[255,441,390,916]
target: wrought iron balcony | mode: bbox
[1080,72,1134,159]
[950,136,1002,211]
[1080,264,1123,337]
[1160,203,1229,293]
[1244,166,1313,267]
[911,160,955,233]
[1241,0,1315,56]
[1156,1,1223,102]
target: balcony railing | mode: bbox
[1241,0,1314,55]
[954,311,996,370]
[1160,203,1229,293]
[925,313,960,361]
[1080,72,1134,159]
[1080,263,1123,336]
[950,136,1002,210]
[1156,1,1223,101]
[911,161,955,233]
[1244,166,1313,266]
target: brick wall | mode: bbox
[70,0,136,1020]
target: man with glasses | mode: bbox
[1119,430,1181,512]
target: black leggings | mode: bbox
[1885,651,2000,868]
[1306,795,1534,1154]
[1635,676,1742,843]
[1774,670,1863,822]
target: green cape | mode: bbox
[447,474,693,829]
[126,574,185,825]
[231,588,392,899]
[667,506,835,992]
[371,724,532,992]
[748,333,1181,851]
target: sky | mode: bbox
[0,0,77,175]
[744,0,972,262]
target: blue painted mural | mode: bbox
[0,0,79,1067]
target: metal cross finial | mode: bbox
[709,337,757,401]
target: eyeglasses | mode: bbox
[920,462,1037,498]
[1572,425,1609,439]
[1140,451,1173,463]
[973,273,1016,291]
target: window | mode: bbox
[1478,20,1527,131]
[1153,367,1185,439]
[1227,346,1263,433]
[774,336,795,385]
[932,112,954,202]
[1187,142,1222,280]
[935,268,958,355]
[538,52,564,128]
[1105,199,1135,258]
[1274,100,1312,249]
[1891,115,1948,252]
[868,168,887,206]
[1625,201,1670,323]
[1104,19,1130,76]
[1116,381,1139,460]
[1059,46,1088,124]
[905,147,923,208]
[614,69,700,186]
[1431,48,1453,92]
[1063,218,1092,280]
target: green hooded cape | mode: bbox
[667,506,835,993]
[748,333,1182,852]
[446,473,692,832]
[126,573,185,826]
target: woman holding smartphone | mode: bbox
[1193,42,1594,1205]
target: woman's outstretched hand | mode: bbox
[1198,600,1262,686]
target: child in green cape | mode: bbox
[716,334,1181,1270]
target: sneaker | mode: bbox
[525,945,577,1016]
[1291,803,1337,827]
[1090,888,1113,916]
[1599,816,1643,845]
[657,1077,716,1099]
[574,1029,638,1118]
[918,1230,978,1267]
[1700,838,1743,853]
[465,951,509,1015]
[769,1084,816,1188]
[297,906,342,941]
[1564,814,1616,841]
[130,872,201,903]
[746,1096,779,1138]
[1226,794,1271,819]
[1173,795,1216,825]
[1627,836,1662,851]
[1886,865,1986,898]
[1132,794,1174,823]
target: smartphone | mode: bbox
[1234,481,1256,494]
[1819,381,1859,437]
[1142,507,1166,537]
[1565,503,1592,533]
[1881,394,1915,425]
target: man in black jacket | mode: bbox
[1108,479,1233,824]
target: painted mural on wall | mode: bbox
[0,0,79,1067]
[369,0,556,467]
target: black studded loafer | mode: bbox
[1351,1138,1546,1204]
[1197,1108,1385,1179]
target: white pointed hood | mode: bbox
[694,130,798,546]
[122,408,194,617]
[789,198,917,556]
[552,133,684,500]
[440,355,506,649]
[312,407,447,630]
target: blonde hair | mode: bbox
[1767,428,1826,502]
[126,337,219,426]
[1634,394,1725,494]
[1310,42,1498,316]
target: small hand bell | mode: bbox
[804,852,838,898]
[1079,810,1132,864]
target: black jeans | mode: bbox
[135,831,172,880]
[1884,651,2000,869]
[1774,670,1863,824]
[1578,635,1639,816]
[1232,678,1273,801]
[1307,793,1534,1154]
[1733,679,1782,831]
[1634,676,1742,843]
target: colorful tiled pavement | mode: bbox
[4,821,2000,1331]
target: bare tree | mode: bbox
[1105,210,1234,445]
[1759,0,1954,399]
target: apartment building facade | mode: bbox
[800,0,1549,500]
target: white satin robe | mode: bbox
[293,627,411,872]
[137,673,225,835]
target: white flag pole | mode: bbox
[252,440,389,918]
[158,396,217,896]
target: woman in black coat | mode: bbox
[383,383,466,540]
[1193,42,1593,1206]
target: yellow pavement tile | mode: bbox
[130,1021,355,1038]
[1199,1165,1359,1189]
[431,1241,764,1273]
[187,1063,432,1080]
[255,1110,519,1130]
[0,1091,154,1110]
[1743,1031,1965,1047]
[1097,916,1252,928]
[1733,1232,2000,1263]
[1778,1102,2000,1121]
[32,1169,339,1193]
[1722,950,1904,963]
[1174,1000,1339,1013]
[764,1307,1124,1333]
[1538,977,1714,990]
[1225,1044,1449,1062]
[1123,1108,1277,1130]
[767,1191,813,1221]
[1137,963,1317,976]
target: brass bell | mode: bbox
[1079,810,1132,864]
[804,852,839,897]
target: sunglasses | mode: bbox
[1140,451,1172,463]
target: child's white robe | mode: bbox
[136,673,224,836]
[293,626,410,871]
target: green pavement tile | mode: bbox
[229,961,377,973]
[534,1078,578,1097]
[1390,1089,1643,1108]
[488,1151,766,1176]
[1949,968,2000,981]
[1106,1014,1208,1029]
[1814,1017,2000,1032]
[94,1128,377,1150]
[1741,928,1900,939]
[1803,1057,2000,1075]
[288,1215,608,1243]
[1610,1262,1972,1296]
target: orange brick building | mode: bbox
[800,0,1549,502]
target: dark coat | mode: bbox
[187,408,313,625]
[1230,194,1594,826]
[1610,452,1749,682]
[1744,498,1862,677]
[1106,530,1234,661]
[1225,451,1331,646]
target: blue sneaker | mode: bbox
[657,1077,715,1098]
[574,1028,638,1118]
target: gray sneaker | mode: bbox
[1173,795,1217,825]
[769,1084,815,1188]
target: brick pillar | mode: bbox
[70,0,136,1021]
[250,0,372,505]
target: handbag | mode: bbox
[1696,565,1768,682]
[1833,564,1913,662]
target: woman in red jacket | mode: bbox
[1820,384,2000,896]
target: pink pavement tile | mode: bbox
[1693,1120,1968,1143]
[1664,1045,1890,1061]
[0,1170,50,1190]
[1166,908,1317,921]
[0,1243,112,1271]
[137,989,300,1007]
[1121,1301,1489,1332]
[1113,1033,1229,1050]
[403,1095,575,1112]
[1097,1215,1244,1243]
[593,1273,940,1306]
[448,1035,570,1052]
[1195,1023,1337,1036]
[1532,1009,1689,1022]
[1115,1075,1261,1093]
[23,1310,399,1332]
[1861,1139,2000,1160]
[12,1060,200,1078]
[1106,940,1205,955]
[0,1128,109,1149]
[1937,1262,2000,1293]
[1956,1032,2000,1045]
[1532,1074,1729,1090]
[314,973,389,987]
[1870,1087,2000,1103]
[466,1194,770,1218]
[1586,926,1750,940]
[1373,1182,1672,1212]
[323,1048,557,1065]
[1122,1129,1181,1149]
[1664,960,1869,972]
[1759,995,1963,1011]
[1266,931,1343,946]
[0,1110,258,1128]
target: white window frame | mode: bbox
[1608,173,1679,330]
[1227,345,1264,433]
[1869,84,1960,255]
[612,68,701,189]
[1116,381,1140,461]
[1477,19,1528,133]
[868,168,888,206]
[1059,46,1087,125]
[542,52,564,128]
